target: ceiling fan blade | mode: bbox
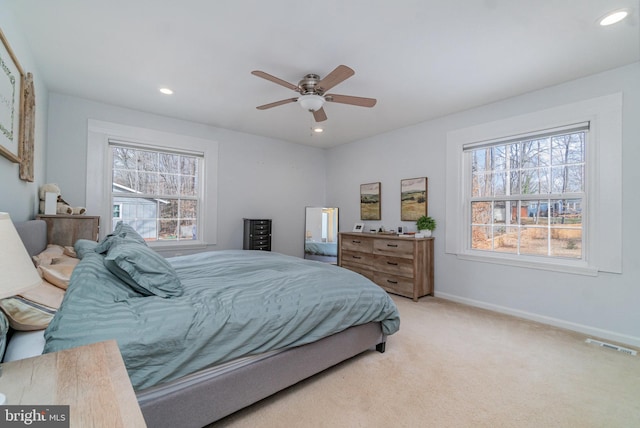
[256,98,298,110]
[313,107,327,122]
[315,65,354,93]
[251,70,299,91]
[326,94,377,108]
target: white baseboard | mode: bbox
[434,291,640,349]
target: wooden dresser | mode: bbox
[338,232,434,301]
[37,214,100,246]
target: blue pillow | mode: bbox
[103,240,183,298]
[74,239,99,259]
[95,222,147,254]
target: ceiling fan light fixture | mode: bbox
[298,94,324,111]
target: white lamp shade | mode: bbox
[298,94,325,112]
[0,213,41,299]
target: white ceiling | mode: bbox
[7,0,639,148]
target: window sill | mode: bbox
[455,251,599,276]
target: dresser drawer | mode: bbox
[341,236,373,253]
[373,239,414,259]
[374,254,414,278]
[341,250,373,267]
[251,228,271,237]
[251,225,271,233]
[251,238,271,247]
[373,272,414,297]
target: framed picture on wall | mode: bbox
[401,177,428,221]
[0,27,26,164]
[360,182,381,220]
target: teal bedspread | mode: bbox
[44,249,399,390]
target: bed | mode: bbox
[5,220,400,427]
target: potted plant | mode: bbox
[416,215,436,237]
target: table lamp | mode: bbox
[0,212,42,405]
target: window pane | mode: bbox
[473,173,490,197]
[113,170,134,192]
[159,173,179,195]
[471,201,492,224]
[466,129,585,261]
[520,227,549,256]
[138,172,158,194]
[138,150,157,172]
[111,144,202,242]
[471,225,492,250]
[181,175,197,196]
[160,199,179,219]
[181,156,197,175]
[158,153,179,174]
[179,200,198,219]
[550,228,582,258]
[159,220,178,240]
[179,220,197,239]
[493,226,518,254]
[492,172,507,196]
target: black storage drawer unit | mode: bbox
[243,219,272,251]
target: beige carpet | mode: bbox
[212,296,640,427]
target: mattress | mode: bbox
[44,247,400,390]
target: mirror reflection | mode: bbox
[304,207,339,263]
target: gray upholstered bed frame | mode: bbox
[15,220,387,427]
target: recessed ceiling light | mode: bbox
[313,127,324,133]
[159,87,173,95]
[599,9,629,26]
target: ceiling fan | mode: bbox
[251,65,376,122]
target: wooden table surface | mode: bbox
[0,340,146,427]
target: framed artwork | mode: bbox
[360,182,381,220]
[401,177,428,221]
[19,72,35,181]
[352,222,364,232]
[0,27,25,164]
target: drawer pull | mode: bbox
[386,261,398,266]
[386,244,398,248]
[352,240,361,244]
[351,255,362,259]
[386,279,398,284]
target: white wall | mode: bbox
[46,93,327,257]
[0,3,49,221]
[327,62,640,347]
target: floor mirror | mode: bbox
[304,207,339,263]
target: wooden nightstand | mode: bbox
[0,340,146,427]
[36,215,100,246]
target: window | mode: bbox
[113,203,122,219]
[467,125,586,260]
[86,120,218,249]
[110,143,203,242]
[446,93,622,275]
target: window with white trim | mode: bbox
[86,119,218,249]
[109,142,203,242]
[445,93,622,275]
[466,124,586,260]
